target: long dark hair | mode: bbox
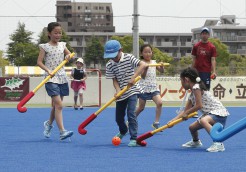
[47,22,61,39]
[140,44,153,60]
[180,67,207,91]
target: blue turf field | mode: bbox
[0,107,246,172]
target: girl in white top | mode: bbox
[37,22,73,141]
[169,67,229,152]
[135,44,164,130]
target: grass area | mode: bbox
[1,101,245,108]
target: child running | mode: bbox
[104,40,147,147]
[70,58,87,110]
[135,44,164,129]
[169,67,229,152]
[37,22,73,140]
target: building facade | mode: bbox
[55,1,245,60]
[56,0,115,32]
[67,32,193,59]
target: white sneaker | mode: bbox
[182,140,203,148]
[60,130,73,140]
[43,120,53,138]
[206,142,225,152]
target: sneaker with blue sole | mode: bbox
[128,140,140,147]
[152,122,163,132]
[60,130,73,140]
[43,120,53,138]
[115,132,127,139]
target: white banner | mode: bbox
[157,77,246,102]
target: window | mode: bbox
[99,6,104,10]
[157,38,162,46]
[106,6,110,12]
[106,15,110,21]
[78,6,80,10]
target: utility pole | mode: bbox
[132,0,139,58]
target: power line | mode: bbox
[0,15,245,19]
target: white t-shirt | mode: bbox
[189,83,229,117]
[39,42,68,84]
[139,60,159,93]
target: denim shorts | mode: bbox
[45,82,69,97]
[138,91,160,100]
[209,114,227,127]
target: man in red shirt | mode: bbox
[191,27,217,90]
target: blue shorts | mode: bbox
[45,82,69,97]
[138,91,160,100]
[209,114,227,127]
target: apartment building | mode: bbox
[56,0,115,32]
[67,32,193,59]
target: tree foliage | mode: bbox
[0,50,9,67]
[7,22,39,66]
[84,36,104,68]
[208,38,230,67]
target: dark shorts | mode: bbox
[45,82,69,97]
[138,91,160,101]
[199,72,211,90]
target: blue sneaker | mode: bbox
[43,120,53,138]
[128,140,140,147]
[60,130,73,140]
[115,132,126,139]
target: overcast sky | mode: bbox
[0,0,246,52]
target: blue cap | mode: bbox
[104,40,121,58]
[201,27,210,33]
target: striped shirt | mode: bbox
[105,52,143,101]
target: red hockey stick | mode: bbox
[78,76,141,135]
[17,53,75,113]
[137,112,198,146]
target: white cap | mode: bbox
[201,27,210,33]
[76,58,84,64]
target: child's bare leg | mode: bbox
[152,95,162,122]
[135,98,146,117]
[74,93,78,107]
[48,100,55,125]
[189,121,203,141]
[52,95,65,131]
[79,93,83,107]
[199,115,215,133]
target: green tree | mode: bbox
[111,35,144,53]
[227,54,246,76]
[7,22,39,66]
[208,38,230,67]
[84,36,104,68]
[0,50,9,76]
